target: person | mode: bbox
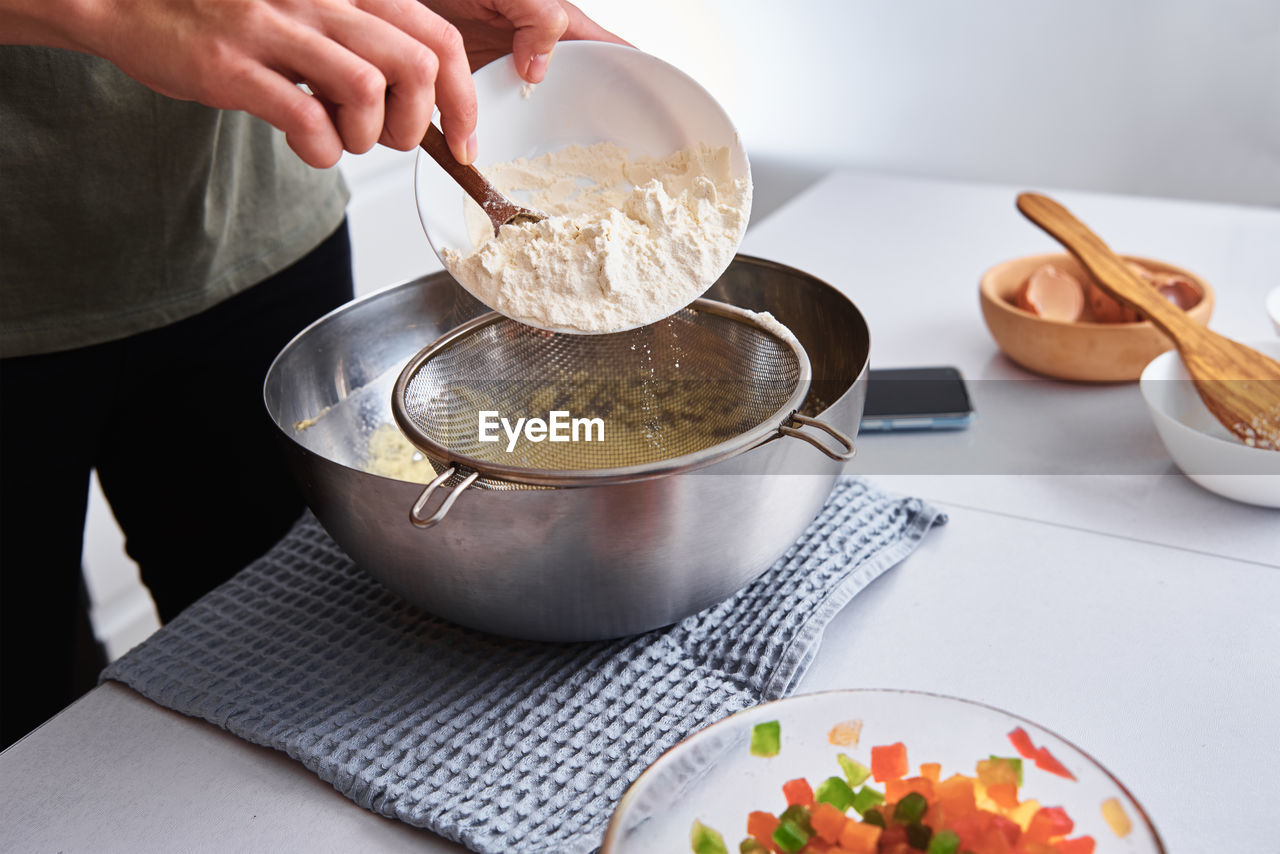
[0,0,626,747]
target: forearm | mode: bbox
[0,0,107,53]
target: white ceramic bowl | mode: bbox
[1267,286,1280,335]
[1139,339,1280,507]
[603,689,1164,853]
[414,42,751,327]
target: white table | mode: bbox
[3,171,1277,853]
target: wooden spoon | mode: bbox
[418,124,544,235]
[1017,191,1280,451]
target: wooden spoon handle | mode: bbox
[1016,192,1202,345]
[419,124,523,232]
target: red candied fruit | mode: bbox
[1007,727,1037,760]
[782,777,813,807]
[1026,806,1074,843]
[1033,746,1076,780]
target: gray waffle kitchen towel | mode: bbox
[103,477,943,854]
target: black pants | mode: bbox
[0,221,354,747]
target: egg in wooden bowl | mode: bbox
[979,252,1214,382]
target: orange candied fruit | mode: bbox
[810,801,848,843]
[837,820,882,854]
[986,781,1020,809]
[919,762,942,783]
[870,742,909,782]
[746,810,779,849]
[935,774,977,815]
[828,718,863,747]
[885,775,935,804]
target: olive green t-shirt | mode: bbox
[0,47,350,358]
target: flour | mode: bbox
[441,141,751,333]
[742,309,799,347]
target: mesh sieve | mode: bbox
[391,300,811,489]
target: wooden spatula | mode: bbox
[419,124,544,235]
[1017,192,1280,451]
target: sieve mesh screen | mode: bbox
[395,302,807,486]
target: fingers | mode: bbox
[320,4,442,151]
[557,1,632,48]
[223,60,345,168]
[360,0,477,162]
[491,0,631,83]
[283,21,389,156]
[491,0,569,83]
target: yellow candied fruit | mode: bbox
[1009,798,1042,830]
[828,719,863,747]
[1101,797,1132,837]
[976,757,1019,788]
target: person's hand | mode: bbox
[90,0,483,168]
[2,0,627,169]
[425,0,629,80]
[2,0,484,167]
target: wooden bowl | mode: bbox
[980,252,1214,382]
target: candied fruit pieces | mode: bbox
[828,719,863,747]
[976,757,1020,789]
[1055,836,1096,854]
[746,810,779,849]
[690,819,728,854]
[837,820,882,853]
[810,801,848,843]
[782,777,814,807]
[1101,797,1132,837]
[838,753,872,787]
[751,721,781,758]
[1026,806,1074,844]
[816,776,857,812]
[870,742,908,782]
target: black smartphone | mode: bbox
[860,366,974,432]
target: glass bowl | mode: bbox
[602,689,1164,853]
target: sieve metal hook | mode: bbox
[410,467,480,529]
[779,413,856,462]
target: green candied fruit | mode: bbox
[851,785,885,816]
[861,808,887,828]
[815,776,856,812]
[927,829,961,854]
[689,819,728,854]
[778,804,813,835]
[905,822,933,850]
[989,755,1024,786]
[894,791,929,824]
[750,720,781,757]
[838,753,872,787]
[771,819,811,854]
[739,839,769,854]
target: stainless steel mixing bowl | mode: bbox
[264,255,870,641]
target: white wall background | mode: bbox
[84,0,1279,658]
[572,0,1279,207]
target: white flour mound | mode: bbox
[441,142,751,333]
